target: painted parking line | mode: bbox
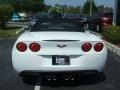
[34,77,41,90]
[34,85,40,90]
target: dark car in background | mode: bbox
[29,13,49,27]
[63,14,87,28]
[88,12,113,32]
[29,13,49,20]
[63,14,83,21]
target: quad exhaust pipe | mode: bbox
[64,75,75,81]
[70,75,75,81]
[46,75,51,81]
[46,75,57,81]
[46,75,76,81]
[64,75,69,81]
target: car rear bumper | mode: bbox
[20,70,99,77]
[12,53,107,74]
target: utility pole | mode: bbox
[113,0,117,25]
[90,0,93,16]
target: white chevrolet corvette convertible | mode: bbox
[12,18,107,80]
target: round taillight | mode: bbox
[29,43,40,52]
[81,43,92,52]
[16,42,27,52]
[94,43,104,52]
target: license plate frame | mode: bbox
[52,55,70,65]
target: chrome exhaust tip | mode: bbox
[51,75,57,81]
[70,75,75,81]
[46,75,51,81]
[64,75,69,81]
[53,76,57,81]
[46,75,57,81]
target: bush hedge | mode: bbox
[103,25,120,44]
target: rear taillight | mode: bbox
[16,42,27,52]
[81,43,92,52]
[94,43,104,52]
[102,17,108,21]
[29,43,40,52]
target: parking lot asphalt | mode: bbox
[0,39,120,90]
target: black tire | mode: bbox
[96,25,103,32]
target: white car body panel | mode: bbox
[12,31,107,73]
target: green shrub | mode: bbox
[0,4,14,29]
[103,26,120,44]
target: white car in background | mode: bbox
[12,18,107,81]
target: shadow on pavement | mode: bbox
[22,72,106,87]
[22,75,37,86]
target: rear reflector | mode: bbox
[81,43,92,52]
[29,43,40,52]
[16,42,27,52]
[94,43,104,52]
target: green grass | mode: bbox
[0,26,21,38]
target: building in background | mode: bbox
[10,12,20,21]
[10,12,28,22]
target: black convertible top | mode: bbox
[31,18,84,32]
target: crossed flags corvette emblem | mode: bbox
[57,44,67,48]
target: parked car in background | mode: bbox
[29,13,49,27]
[29,13,49,20]
[63,14,83,21]
[88,12,113,32]
[29,18,38,27]
[63,14,87,28]
[81,15,92,29]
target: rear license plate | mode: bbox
[52,56,70,65]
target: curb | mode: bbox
[16,28,24,34]
[104,41,120,56]
[16,26,26,34]
[88,30,120,57]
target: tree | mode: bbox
[83,0,98,15]
[97,5,113,13]
[97,5,104,13]
[65,6,81,14]
[26,0,45,13]
[0,0,45,13]
[9,0,22,12]
[104,7,113,12]
[48,6,63,18]
[22,0,45,13]
[52,4,81,14]
[0,4,14,29]
[44,5,51,12]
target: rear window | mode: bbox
[31,19,84,32]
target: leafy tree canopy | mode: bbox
[83,0,98,15]
[0,4,14,29]
[0,0,45,13]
